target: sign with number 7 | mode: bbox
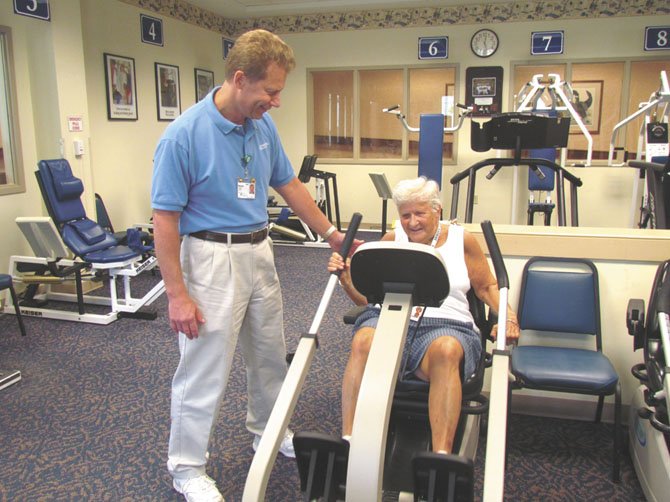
[530,31,564,56]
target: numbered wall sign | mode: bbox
[645,26,670,51]
[531,31,564,55]
[418,37,449,60]
[14,0,50,21]
[223,38,235,60]
[141,14,164,47]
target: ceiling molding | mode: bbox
[118,0,667,36]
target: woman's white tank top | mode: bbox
[394,222,476,327]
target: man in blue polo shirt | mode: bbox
[152,29,346,502]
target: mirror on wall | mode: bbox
[0,25,25,196]
[488,58,670,230]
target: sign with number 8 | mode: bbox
[645,26,670,51]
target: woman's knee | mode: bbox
[351,327,375,357]
[427,336,464,367]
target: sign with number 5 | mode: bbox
[645,26,670,51]
[418,37,449,60]
[14,0,50,21]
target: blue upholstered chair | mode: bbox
[0,273,26,337]
[511,256,622,481]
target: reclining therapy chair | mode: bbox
[2,159,164,325]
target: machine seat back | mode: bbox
[36,159,138,263]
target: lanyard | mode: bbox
[430,222,441,248]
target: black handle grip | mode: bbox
[529,164,546,180]
[486,164,502,180]
[481,220,508,289]
[385,105,399,112]
[336,212,362,266]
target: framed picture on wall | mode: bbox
[569,80,603,134]
[155,62,181,121]
[194,68,215,102]
[103,53,138,120]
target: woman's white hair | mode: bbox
[392,176,442,211]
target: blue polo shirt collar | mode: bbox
[204,86,257,138]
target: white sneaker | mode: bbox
[173,474,224,502]
[252,429,296,458]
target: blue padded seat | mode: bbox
[512,346,619,394]
[36,159,140,263]
[0,274,12,289]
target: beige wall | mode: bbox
[274,16,670,230]
[0,0,667,412]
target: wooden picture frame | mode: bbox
[194,68,215,102]
[569,80,603,135]
[103,53,138,120]
[155,62,181,121]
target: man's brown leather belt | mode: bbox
[190,228,268,245]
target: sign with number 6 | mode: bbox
[418,37,449,60]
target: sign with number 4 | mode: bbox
[141,14,164,47]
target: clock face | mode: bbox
[471,29,499,58]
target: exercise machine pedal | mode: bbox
[294,432,349,502]
[412,452,474,502]
[0,369,21,391]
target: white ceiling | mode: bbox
[186,0,510,19]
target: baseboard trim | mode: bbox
[507,393,630,426]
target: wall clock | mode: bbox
[470,29,499,58]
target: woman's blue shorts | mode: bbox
[353,305,482,380]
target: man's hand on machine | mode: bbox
[326,230,363,256]
[167,293,206,339]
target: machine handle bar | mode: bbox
[481,220,509,290]
[658,273,670,315]
[334,213,362,277]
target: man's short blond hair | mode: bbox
[225,29,296,82]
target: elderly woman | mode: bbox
[329,177,519,454]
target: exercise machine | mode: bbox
[513,74,597,225]
[268,154,341,246]
[516,74,594,166]
[1,159,164,325]
[383,104,472,187]
[609,71,670,166]
[628,157,670,229]
[609,71,669,228]
[368,173,393,236]
[243,218,512,501]
[242,213,361,501]
[627,259,670,502]
[450,113,582,226]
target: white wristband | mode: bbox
[321,225,337,240]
